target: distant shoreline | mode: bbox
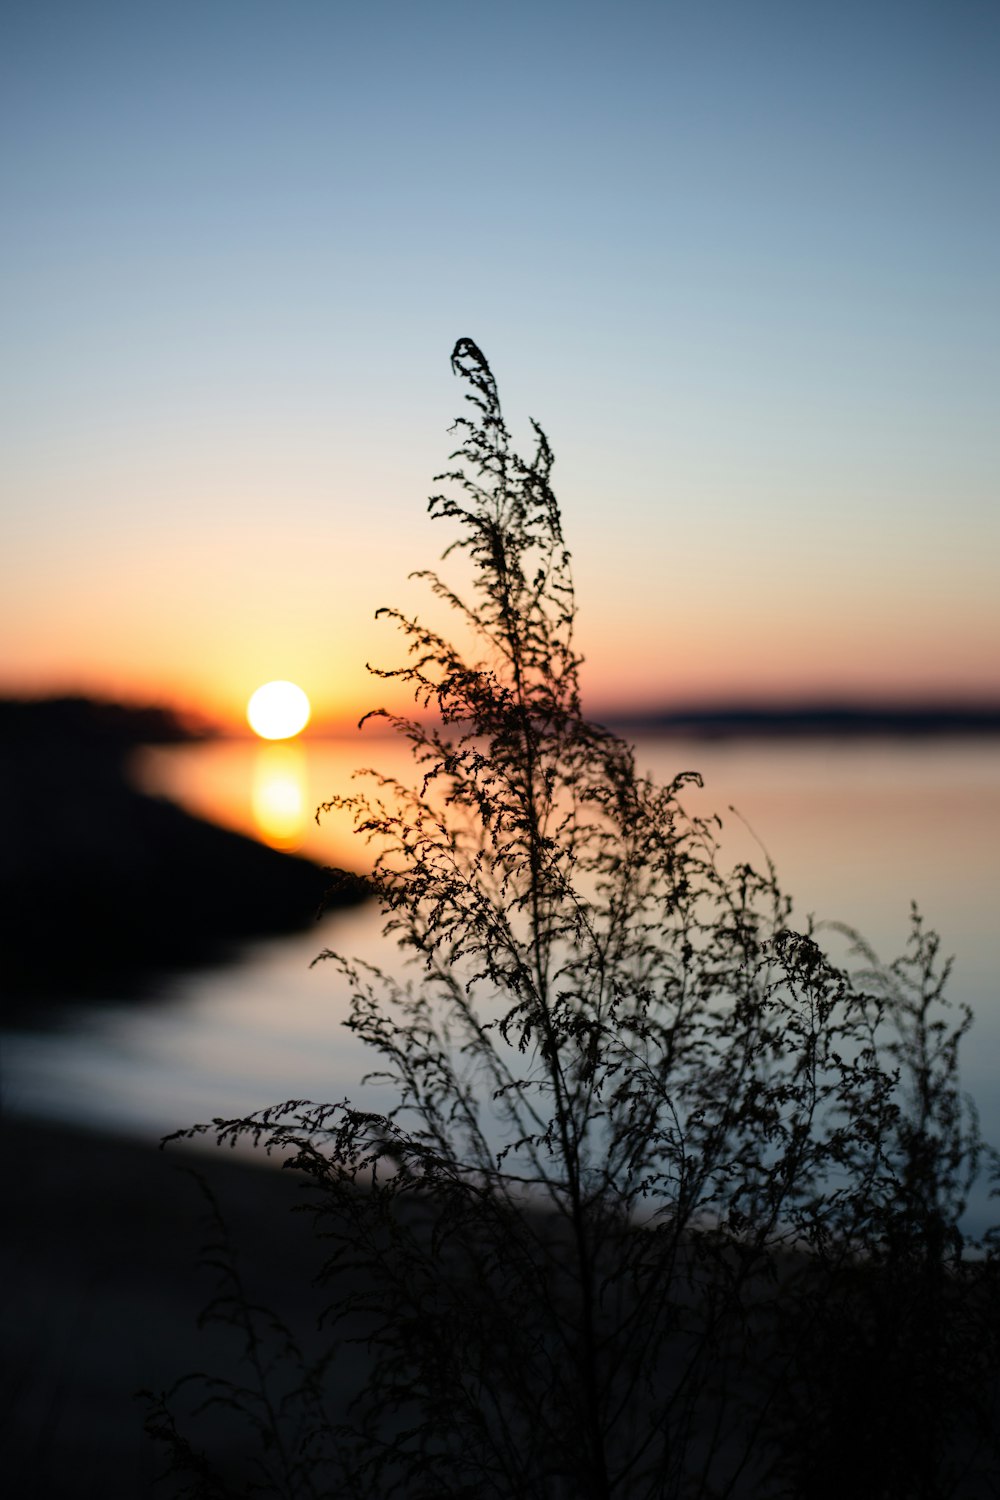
[599,703,1000,739]
[193,702,1000,743]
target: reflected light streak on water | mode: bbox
[252,742,309,849]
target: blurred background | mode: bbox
[2,5,998,1489]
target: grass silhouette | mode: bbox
[148,340,1000,1498]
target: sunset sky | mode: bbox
[4,0,998,729]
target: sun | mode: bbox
[246,680,311,740]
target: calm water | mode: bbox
[5,733,999,1166]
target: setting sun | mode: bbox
[246,680,311,741]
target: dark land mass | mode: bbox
[0,697,368,1008]
[605,700,1000,738]
[0,1114,347,1500]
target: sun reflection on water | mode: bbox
[252,742,308,849]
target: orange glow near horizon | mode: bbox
[3,539,999,731]
[5,643,1000,735]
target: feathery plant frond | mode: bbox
[153,341,1000,1499]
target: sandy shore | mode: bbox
[1,1113,343,1498]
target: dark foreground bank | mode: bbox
[0,1114,348,1499]
[6,1113,1000,1499]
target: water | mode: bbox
[5,733,999,1168]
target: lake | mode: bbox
[5,732,999,1177]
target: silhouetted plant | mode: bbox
[151,340,1000,1498]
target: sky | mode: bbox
[3,0,998,729]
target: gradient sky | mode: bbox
[4,0,998,728]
